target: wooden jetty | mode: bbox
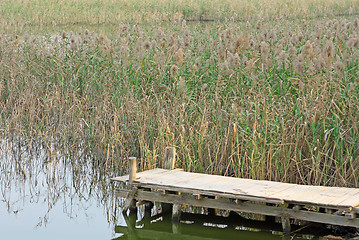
[111,147,359,234]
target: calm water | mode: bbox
[0,140,342,239]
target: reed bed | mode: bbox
[0,1,359,188]
[1,0,359,34]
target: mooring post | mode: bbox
[129,157,137,185]
[126,157,137,215]
[163,147,176,170]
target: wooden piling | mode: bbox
[123,157,137,214]
[144,200,154,219]
[129,157,137,185]
[281,217,291,234]
[163,147,176,170]
[162,147,182,222]
[172,204,182,222]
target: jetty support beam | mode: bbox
[116,188,359,228]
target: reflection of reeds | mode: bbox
[0,139,123,228]
[0,15,359,188]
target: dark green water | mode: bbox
[0,140,344,239]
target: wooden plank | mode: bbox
[111,168,166,182]
[313,188,358,206]
[269,185,359,208]
[111,168,182,182]
[116,185,283,205]
[132,171,286,203]
[126,170,290,202]
[141,171,205,186]
[112,169,359,209]
[336,191,359,207]
[178,174,254,193]
[232,181,296,199]
[117,189,359,228]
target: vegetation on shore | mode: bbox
[0,0,359,187]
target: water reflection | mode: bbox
[114,209,321,240]
[0,138,353,239]
[0,138,123,239]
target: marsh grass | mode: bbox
[0,1,359,188]
[1,0,359,34]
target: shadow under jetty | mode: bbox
[114,207,341,240]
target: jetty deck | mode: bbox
[111,147,359,234]
[112,168,359,210]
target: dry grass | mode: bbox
[1,0,359,34]
[0,0,359,187]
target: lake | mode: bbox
[0,139,343,239]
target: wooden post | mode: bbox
[126,157,137,215]
[163,147,176,169]
[172,204,182,222]
[281,217,291,234]
[162,147,182,222]
[129,157,137,185]
[172,205,181,234]
[144,201,154,219]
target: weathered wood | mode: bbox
[132,183,284,204]
[113,165,359,230]
[112,168,359,211]
[122,157,137,216]
[111,168,174,182]
[129,157,137,185]
[123,187,138,213]
[162,147,177,217]
[281,217,291,234]
[346,211,356,220]
[163,147,176,170]
[207,196,218,216]
[115,188,359,228]
[172,204,182,222]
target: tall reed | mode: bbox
[0,14,358,187]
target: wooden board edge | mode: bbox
[124,189,359,228]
